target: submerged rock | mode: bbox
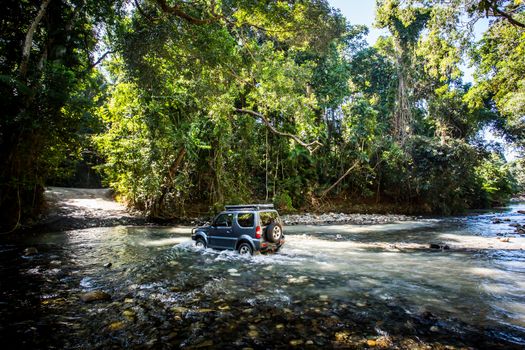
[123,310,136,320]
[23,247,38,256]
[193,340,213,348]
[108,321,125,331]
[429,243,450,250]
[334,330,351,342]
[80,290,111,303]
[289,339,304,346]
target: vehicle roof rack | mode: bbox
[224,204,274,211]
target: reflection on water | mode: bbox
[1,204,525,349]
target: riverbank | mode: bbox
[35,187,421,232]
[36,187,148,232]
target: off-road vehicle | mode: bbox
[191,204,284,255]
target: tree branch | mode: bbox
[320,160,360,198]
[234,108,322,154]
[155,0,221,24]
[20,0,52,79]
[89,50,114,69]
[491,5,525,28]
[134,0,160,22]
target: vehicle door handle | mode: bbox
[226,230,232,233]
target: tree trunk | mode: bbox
[20,0,52,79]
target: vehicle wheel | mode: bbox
[265,222,283,243]
[237,242,253,256]
[195,238,206,248]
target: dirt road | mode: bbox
[40,187,146,231]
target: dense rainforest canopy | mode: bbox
[1,0,524,231]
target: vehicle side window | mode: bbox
[214,213,233,227]
[260,211,278,226]
[237,213,254,228]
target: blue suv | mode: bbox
[191,204,284,255]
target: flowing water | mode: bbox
[1,205,525,349]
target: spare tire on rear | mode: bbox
[265,222,283,243]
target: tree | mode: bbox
[0,0,121,231]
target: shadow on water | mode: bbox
[0,203,524,349]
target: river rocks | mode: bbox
[517,210,525,215]
[23,247,38,256]
[80,290,111,303]
[281,212,415,226]
[509,223,525,234]
[492,218,503,224]
[103,262,112,268]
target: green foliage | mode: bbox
[2,0,523,230]
[0,0,120,230]
[476,153,518,206]
[273,191,295,213]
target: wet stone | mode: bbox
[108,321,125,331]
[80,290,111,303]
[335,330,351,342]
[24,247,38,256]
[172,306,188,314]
[289,339,304,346]
[190,339,214,349]
[123,310,136,320]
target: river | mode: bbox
[1,204,525,349]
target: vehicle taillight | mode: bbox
[255,225,262,239]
